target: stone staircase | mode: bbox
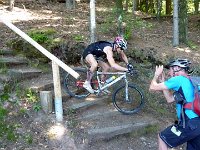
[63,94,158,149]
[0,48,158,149]
[0,48,43,93]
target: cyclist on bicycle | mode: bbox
[82,36,134,93]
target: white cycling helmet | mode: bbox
[114,36,127,50]
[166,58,191,71]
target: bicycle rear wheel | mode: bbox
[112,83,144,115]
[63,68,90,99]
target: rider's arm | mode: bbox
[104,47,128,71]
[119,50,128,64]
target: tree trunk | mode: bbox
[166,0,172,15]
[179,0,188,43]
[156,0,162,19]
[149,0,155,14]
[116,0,123,13]
[145,0,149,13]
[116,0,123,36]
[194,0,199,14]
[132,0,139,12]
[9,0,15,11]
[173,0,179,46]
[66,0,75,9]
[90,0,96,43]
[125,0,129,11]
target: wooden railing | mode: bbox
[0,18,79,122]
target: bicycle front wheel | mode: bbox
[63,68,90,99]
[112,83,144,115]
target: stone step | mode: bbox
[8,67,42,81]
[63,95,109,111]
[86,116,157,143]
[0,56,27,66]
[0,49,14,56]
[0,74,11,82]
[20,73,54,92]
[0,83,4,93]
[77,108,120,121]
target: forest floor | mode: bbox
[0,1,200,150]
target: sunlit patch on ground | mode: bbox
[47,123,67,140]
[0,5,61,22]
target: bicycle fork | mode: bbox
[124,77,131,103]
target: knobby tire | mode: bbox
[112,83,144,115]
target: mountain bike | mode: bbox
[63,67,144,115]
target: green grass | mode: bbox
[0,106,18,142]
[0,63,8,74]
[129,124,159,137]
[187,40,199,50]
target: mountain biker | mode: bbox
[82,36,134,93]
[149,58,200,150]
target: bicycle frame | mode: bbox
[94,71,129,97]
[64,67,144,114]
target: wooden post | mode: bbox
[52,61,63,122]
[40,91,53,114]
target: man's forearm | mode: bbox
[162,90,175,103]
[149,75,159,91]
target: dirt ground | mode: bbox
[0,1,200,150]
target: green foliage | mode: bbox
[98,11,116,34]
[187,40,199,50]
[32,103,42,112]
[19,108,27,115]
[98,7,153,40]
[27,28,56,44]
[65,108,76,115]
[0,93,9,102]
[0,63,8,74]
[129,124,159,137]
[73,34,84,42]
[67,118,78,128]
[143,124,159,134]
[25,89,38,103]
[6,130,18,141]
[0,107,18,142]
[0,84,11,102]
[124,24,132,40]
[24,134,33,144]
[27,59,50,73]
[65,108,77,128]
[0,106,8,120]
[8,28,57,63]
[29,33,48,43]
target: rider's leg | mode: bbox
[98,61,111,94]
[83,54,98,93]
[98,60,110,82]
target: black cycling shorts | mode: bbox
[82,45,93,59]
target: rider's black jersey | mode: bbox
[82,41,113,59]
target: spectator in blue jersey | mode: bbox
[82,36,134,93]
[149,58,200,150]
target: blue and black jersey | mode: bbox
[82,41,113,59]
[164,76,197,119]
